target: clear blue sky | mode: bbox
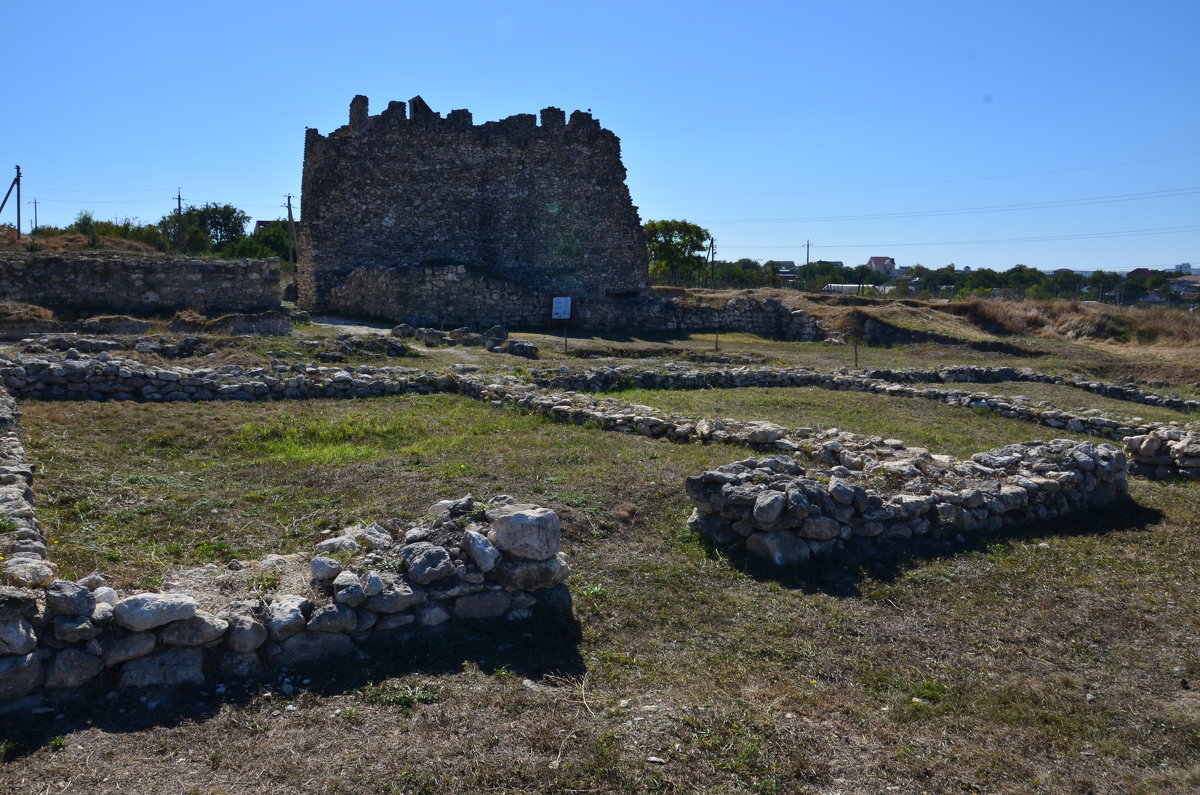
[4,0,1197,272]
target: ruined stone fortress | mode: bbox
[298,95,649,319]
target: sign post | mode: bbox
[550,296,573,354]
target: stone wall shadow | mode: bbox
[0,608,583,758]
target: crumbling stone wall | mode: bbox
[1124,429,1200,479]
[0,374,572,704]
[329,264,825,339]
[0,255,282,316]
[298,95,648,312]
[686,441,1129,568]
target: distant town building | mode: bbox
[863,256,897,277]
[821,283,896,295]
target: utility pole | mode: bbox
[707,235,715,286]
[0,166,21,230]
[174,189,184,252]
[285,194,299,269]
[805,239,811,266]
[28,198,38,232]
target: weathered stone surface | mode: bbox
[0,586,38,622]
[119,647,206,689]
[45,579,96,617]
[45,649,104,689]
[345,522,393,551]
[266,595,312,641]
[752,491,787,523]
[299,97,648,316]
[364,576,426,613]
[487,506,562,561]
[214,650,264,681]
[400,542,456,584]
[313,534,359,555]
[0,652,43,700]
[489,553,571,592]
[331,570,366,606]
[102,631,157,666]
[799,516,842,541]
[746,531,811,567]
[158,611,229,646]
[226,613,268,653]
[0,617,37,655]
[373,613,416,632]
[1,558,56,588]
[0,256,281,316]
[415,603,451,627]
[273,631,354,667]
[310,556,342,581]
[307,603,357,633]
[113,593,197,632]
[463,529,500,572]
[91,602,114,625]
[54,614,101,643]
[453,589,513,619]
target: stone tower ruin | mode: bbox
[297,95,649,314]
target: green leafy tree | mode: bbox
[159,202,251,254]
[223,220,293,263]
[645,219,711,283]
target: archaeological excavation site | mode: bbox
[1,94,1198,793]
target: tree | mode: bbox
[159,202,251,254]
[222,220,293,264]
[645,219,711,283]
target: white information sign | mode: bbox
[551,296,573,320]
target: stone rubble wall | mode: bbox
[299,96,648,312]
[0,371,571,704]
[530,365,1198,441]
[686,441,1129,568]
[1124,429,1200,480]
[1,354,1196,446]
[328,264,826,339]
[0,255,282,316]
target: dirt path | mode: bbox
[307,315,395,336]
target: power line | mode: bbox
[697,186,1200,224]
[729,224,1200,250]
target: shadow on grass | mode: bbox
[698,496,1165,599]
[0,608,584,759]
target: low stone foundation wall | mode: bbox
[0,255,282,316]
[529,365,1198,441]
[685,440,1129,567]
[1124,429,1200,480]
[1,354,1195,446]
[329,264,825,340]
[0,492,571,705]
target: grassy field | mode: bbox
[4,369,1199,793]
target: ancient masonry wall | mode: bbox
[0,255,282,316]
[1124,429,1200,480]
[686,443,1128,568]
[298,95,649,313]
[330,264,824,339]
[0,378,571,705]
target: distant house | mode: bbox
[1141,290,1170,304]
[1167,275,1200,294]
[1125,267,1155,280]
[821,283,895,296]
[864,256,896,277]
